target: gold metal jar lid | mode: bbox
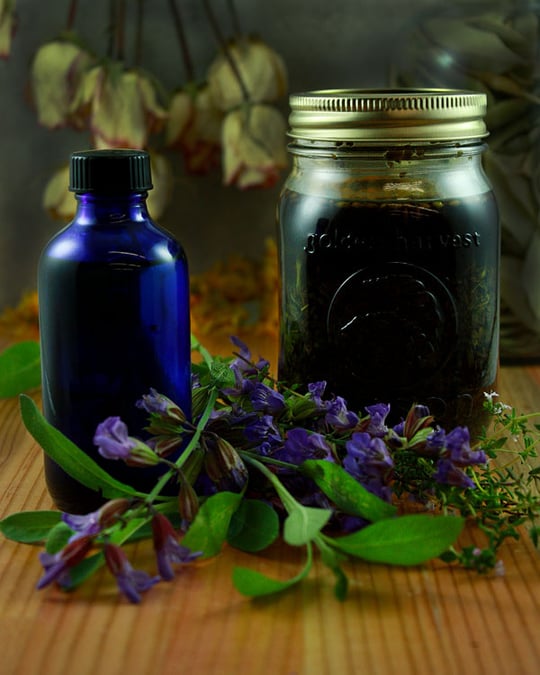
[288,89,488,143]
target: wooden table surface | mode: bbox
[1,365,540,675]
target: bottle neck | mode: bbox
[73,192,150,225]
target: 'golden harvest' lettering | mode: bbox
[305,230,481,254]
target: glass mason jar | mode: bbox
[391,1,540,362]
[277,89,500,434]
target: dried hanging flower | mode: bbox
[166,84,223,173]
[0,0,16,59]
[30,39,95,129]
[222,103,287,189]
[146,152,173,220]
[207,37,287,112]
[70,63,168,149]
[42,164,72,221]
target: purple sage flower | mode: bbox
[364,403,390,437]
[94,417,161,466]
[244,414,282,448]
[425,428,447,455]
[434,459,475,489]
[104,543,160,603]
[249,382,286,414]
[62,499,131,541]
[37,535,94,590]
[136,388,185,422]
[308,381,327,409]
[151,513,202,581]
[62,511,102,540]
[228,337,269,391]
[94,417,136,460]
[344,432,394,501]
[274,427,334,465]
[444,427,487,466]
[324,396,359,430]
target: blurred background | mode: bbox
[0,0,538,362]
[0,0,441,309]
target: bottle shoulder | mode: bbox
[40,219,186,266]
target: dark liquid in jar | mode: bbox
[278,189,499,433]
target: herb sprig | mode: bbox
[0,338,539,603]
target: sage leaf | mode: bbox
[63,553,104,590]
[0,510,61,543]
[232,543,313,597]
[301,459,396,522]
[227,499,279,552]
[19,394,143,500]
[182,491,243,558]
[45,521,73,553]
[0,341,41,398]
[283,505,332,547]
[329,514,464,565]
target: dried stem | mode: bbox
[115,0,126,62]
[66,0,78,31]
[107,0,125,61]
[134,0,145,67]
[227,0,242,38]
[202,0,250,102]
[168,0,195,82]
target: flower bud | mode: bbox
[98,498,131,528]
[178,481,199,525]
[203,436,248,489]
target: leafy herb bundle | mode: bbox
[0,337,539,603]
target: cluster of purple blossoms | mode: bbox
[36,501,201,603]
[426,426,487,489]
[83,337,489,585]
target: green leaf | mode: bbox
[19,394,143,500]
[232,543,313,597]
[64,553,104,590]
[301,459,396,522]
[328,514,464,565]
[45,521,73,553]
[283,505,332,546]
[182,491,243,558]
[0,341,41,398]
[227,499,279,552]
[0,510,61,543]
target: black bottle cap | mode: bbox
[69,149,153,193]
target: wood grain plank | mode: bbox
[0,368,539,674]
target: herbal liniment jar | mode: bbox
[277,89,499,432]
[39,150,192,513]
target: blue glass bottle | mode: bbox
[38,149,191,513]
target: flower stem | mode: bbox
[191,334,213,368]
[66,0,78,30]
[202,0,250,102]
[243,454,298,513]
[107,0,125,62]
[133,0,145,67]
[145,388,219,504]
[168,0,195,82]
[226,0,242,38]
